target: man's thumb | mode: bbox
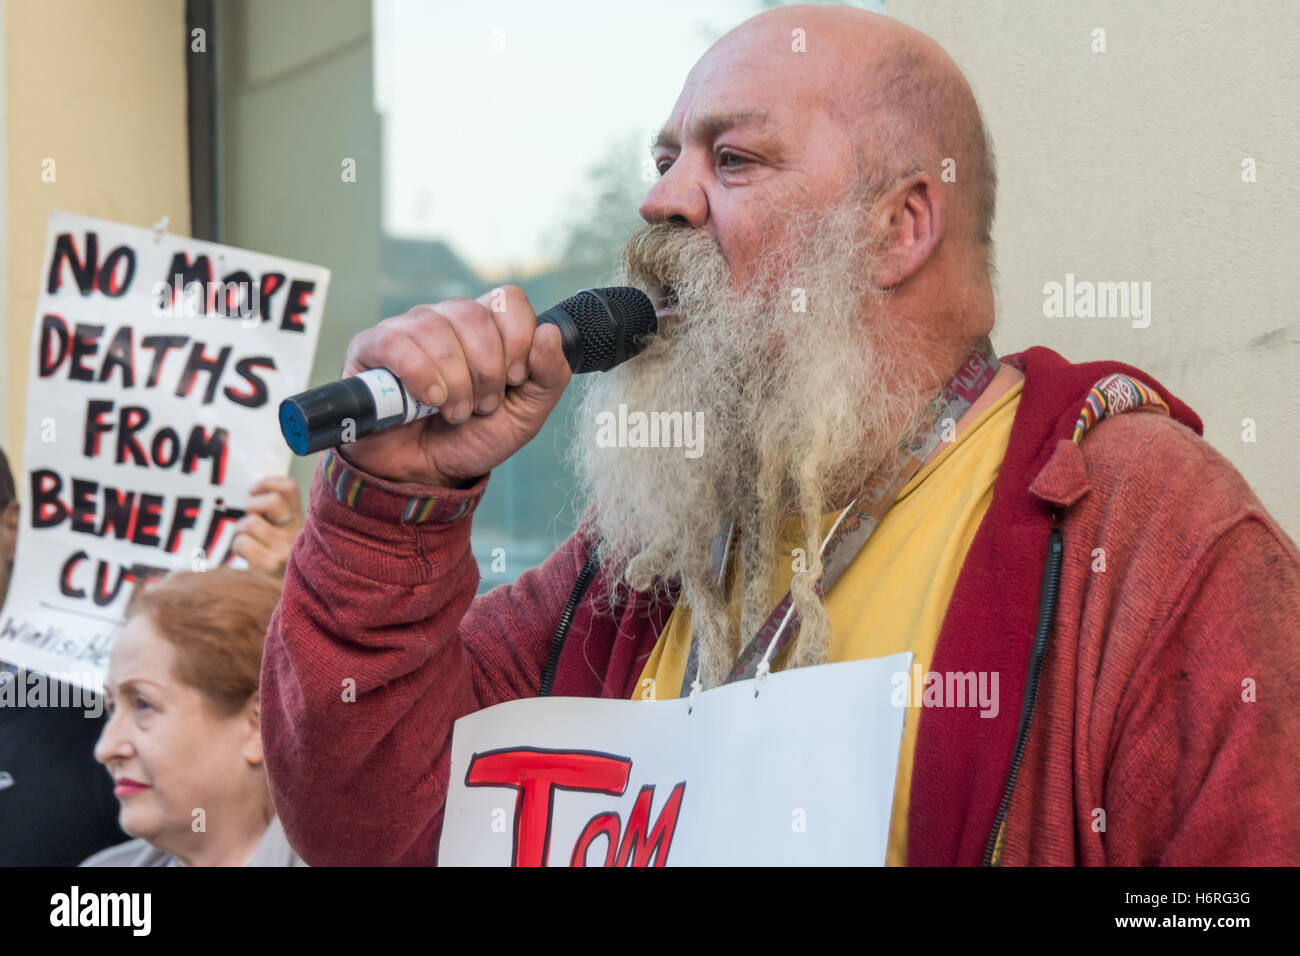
[523,321,572,393]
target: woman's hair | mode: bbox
[124,568,283,717]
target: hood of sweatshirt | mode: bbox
[908,344,1203,865]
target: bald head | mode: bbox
[707,5,996,267]
[641,3,998,370]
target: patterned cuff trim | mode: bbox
[322,448,484,524]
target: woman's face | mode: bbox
[94,614,263,856]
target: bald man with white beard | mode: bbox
[262,6,1300,866]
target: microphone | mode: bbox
[279,286,657,456]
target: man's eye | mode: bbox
[134,697,152,711]
[654,152,748,176]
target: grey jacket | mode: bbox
[80,814,306,867]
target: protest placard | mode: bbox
[0,213,328,691]
[438,653,911,866]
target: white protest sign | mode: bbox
[438,653,911,866]
[0,213,328,690]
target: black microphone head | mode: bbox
[549,287,657,373]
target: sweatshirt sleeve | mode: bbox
[260,449,591,866]
[1103,512,1300,865]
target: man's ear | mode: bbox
[870,174,945,289]
[241,693,264,767]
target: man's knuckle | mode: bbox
[370,324,406,355]
[425,332,464,368]
[461,302,497,329]
[472,363,505,387]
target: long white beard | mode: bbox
[569,186,935,689]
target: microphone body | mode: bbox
[279,287,656,456]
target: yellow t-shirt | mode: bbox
[631,378,1024,865]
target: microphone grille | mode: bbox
[561,287,657,373]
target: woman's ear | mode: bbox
[2,500,20,563]
[241,693,263,767]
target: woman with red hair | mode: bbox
[82,567,304,866]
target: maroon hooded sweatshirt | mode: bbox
[260,346,1300,866]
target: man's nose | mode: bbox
[638,163,708,227]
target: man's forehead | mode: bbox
[652,106,777,152]
[654,29,853,153]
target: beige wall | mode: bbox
[890,0,1300,537]
[2,0,190,478]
